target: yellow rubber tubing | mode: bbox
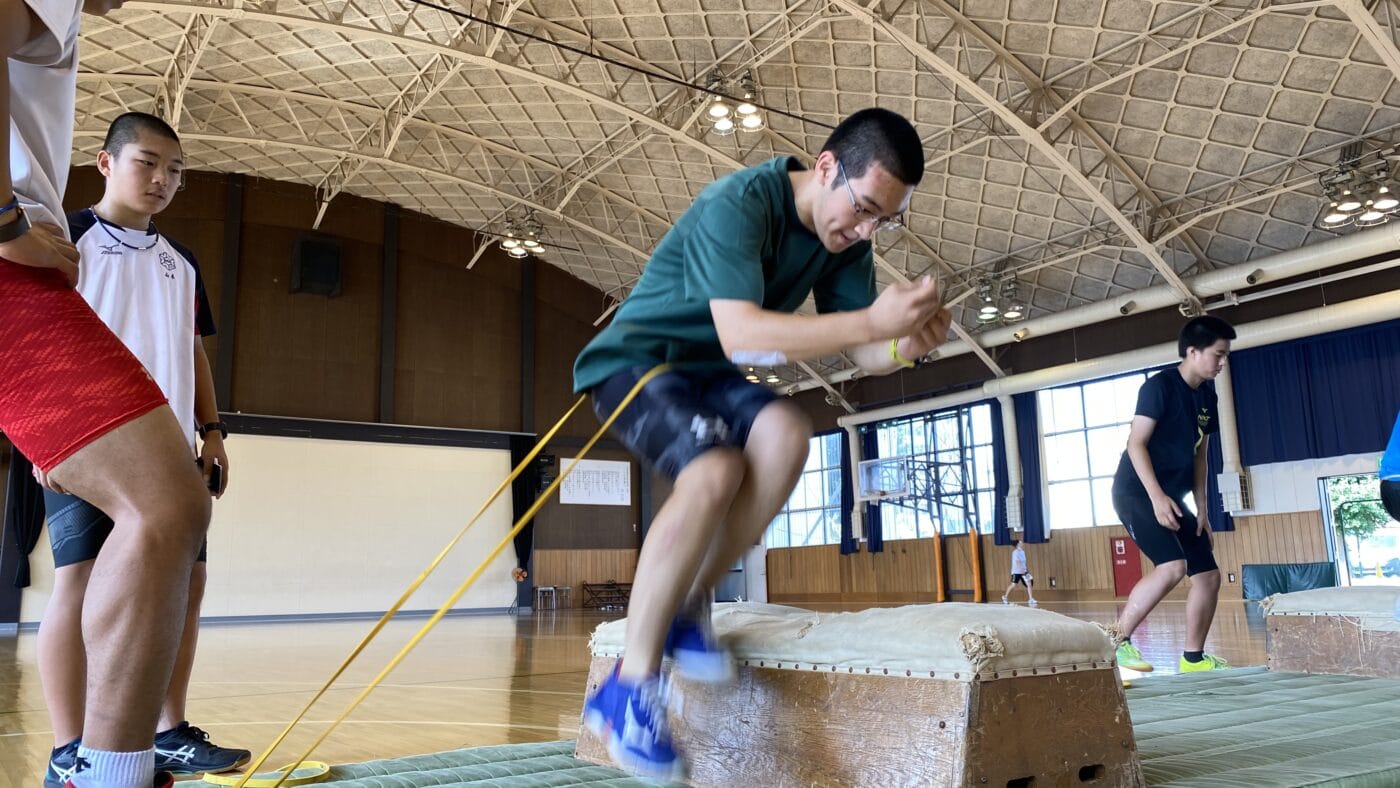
[237,363,671,788]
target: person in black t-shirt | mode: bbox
[1108,316,1236,675]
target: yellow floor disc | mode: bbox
[200,761,331,787]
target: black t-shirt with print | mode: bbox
[1112,368,1218,501]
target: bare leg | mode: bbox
[1002,582,1014,601]
[689,402,812,598]
[618,449,745,683]
[37,561,95,746]
[1183,569,1221,652]
[1114,559,1186,640]
[159,562,207,731]
[1025,579,1036,603]
[48,407,210,752]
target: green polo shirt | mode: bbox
[573,156,876,393]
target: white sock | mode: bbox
[70,746,154,788]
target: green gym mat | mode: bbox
[1128,667,1400,787]
[190,668,1400,787]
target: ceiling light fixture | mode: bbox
[702,70,766,136]
[1317,143,1399,230]
[499,214,547,258]
[973,275,1028,325]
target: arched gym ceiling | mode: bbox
[74,0,1400,388]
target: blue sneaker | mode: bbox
[43,739,82,788]
[664,609,735,684]
[582,665,685,780]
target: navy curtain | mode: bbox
[838,430,859,554]
[1206,431,1235,532]
[1231,319,1400,465]
[988,398,1013,546]
[1012,392,1048,543]
[508,435,538,607]
[860,427,884,553]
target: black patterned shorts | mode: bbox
[589,366,779,479]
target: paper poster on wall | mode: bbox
[559,457,632,506]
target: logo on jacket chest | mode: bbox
[159,251,177,279]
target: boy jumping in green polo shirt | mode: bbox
[574,108,951,779]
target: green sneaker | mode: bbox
[1178,653,1230,672]
[1115,641,1154,672]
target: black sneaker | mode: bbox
[43,739,82,788]
[153,722,251,775]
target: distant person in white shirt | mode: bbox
[1002,540,1036,605]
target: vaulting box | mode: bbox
[576,602,1142,787]
[1266,587,1400,678]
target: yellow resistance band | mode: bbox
[234,363,670,788]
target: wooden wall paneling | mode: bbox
[393,215,521,430]
[531,447,640,551]
[765,510,1335,606]
[766,545,842,602]
[810,546,842,596]
[841,547,873,597]
[532,264,611,441]
[943,535,972,594]
[531,549,638,606]
[231,182,384,420]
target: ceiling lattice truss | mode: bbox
[75,0,1400,390]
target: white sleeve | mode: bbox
[12,0,80,65]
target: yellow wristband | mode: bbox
[889,338,917,369]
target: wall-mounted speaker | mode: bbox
[291,235,342,296]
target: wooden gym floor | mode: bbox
[0,600,1268,786]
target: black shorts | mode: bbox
[1382,479,1400,522]
[1010,573,1031,586]
[1112,490,1217,576]
[45,490,208,568]
[590,366,779,479]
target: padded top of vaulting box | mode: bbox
[590,602,1116,681]
[1264,586,1400,632]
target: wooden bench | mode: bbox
[581,581,631,610]
[1266,587,1400,678]
[576,602,1142,787]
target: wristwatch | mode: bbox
[0,204,31,244]
[197,421,229,439]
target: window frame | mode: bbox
[765,429,846,548]
[1037,370,1152,531]
[869,403,999,539]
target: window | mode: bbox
[871,403,998,538]
[1037,372,1149,529]
[765,431,844,548]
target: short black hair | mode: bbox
[821,108,924,187]
[103,112,181,157]
[1178,315,1236,357]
